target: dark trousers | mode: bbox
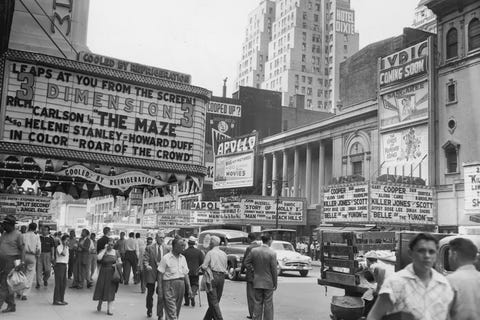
[246,281,255,317]
[53,263,67,303]
[253,288,274,320]
[68,250,76,278]
[123,251,137,284]
[184,275,199,305]
[0,255,17,308]
[146,282,164,318]
[203,272,225,320]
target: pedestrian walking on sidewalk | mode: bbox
[89,233,97,282]
[0,215,25,313]
[19,222,40,300]
[144,232,167,319]
[68,230,77,280]
[36,226,55,288]
[241,233,259,319]
[158,237,192,320]
[72,229,92,289]
[201,235,227,320]
[245,233,278,320]
[53,234,69,306]
[183,236,204,307]
[93,238,122,316]
[446,237,480,320]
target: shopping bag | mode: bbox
[7,269,28,294]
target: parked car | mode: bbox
[271,240,312,277]
[198,229,249,280]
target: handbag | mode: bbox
[112,264,121,284]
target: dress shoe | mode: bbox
[147,310,152,318]
[87,283,93,289]
[61,301,68,305]
[183,302,189,306]
[107,311,113,316]
[53,301,64,306]
[15,293,21,299]
[70,285,79,289]
[44,280,48,286]
[2,305,15,313]
[35,284,40,289]
[20,296,27,301]
[246,316,253,319]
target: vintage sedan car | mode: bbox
[271,240,312,277]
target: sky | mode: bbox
[87,0,421,97]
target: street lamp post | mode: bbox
[268,179,287,229]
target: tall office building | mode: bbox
[235,0,359,112]
[235,0,277,90]
[412,2,437,34]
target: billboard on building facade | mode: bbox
[463,162,480,212]
[0,194,51,216]
[322,182,434,225]
[241,196,306,225]
[380,125,429,180]
[380,81,429,129]
[213,133,257,189]
[379,40,428,89]
[335,8,355,35]
[0,54,207,172]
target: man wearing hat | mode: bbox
[0,215,25,313]
[183,236,204,307]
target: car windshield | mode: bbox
[271,242,294,251]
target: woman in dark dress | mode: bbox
[93,238,121,315]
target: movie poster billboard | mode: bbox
[0,58,206,169]
[213,133,257,189]
[464,162,480,212]
[380,125,429,182]
[323,183,369,223]
[380,81,428,129]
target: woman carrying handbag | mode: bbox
[93,238,122,315]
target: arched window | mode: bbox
[468,18,480,51]
[446,28,458,59]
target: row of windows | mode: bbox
[445,18,480,59]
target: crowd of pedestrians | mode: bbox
[0,214,479,320]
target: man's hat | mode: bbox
[1,214,16,225]
[188,236,196,245]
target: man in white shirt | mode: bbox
[447,237,480,320]
[158,238,192,320]
[123,232,139,285]
[20,222,40,300]
[53,234,69,305]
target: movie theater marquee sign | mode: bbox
[0,60,205,166]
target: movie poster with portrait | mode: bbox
[380,125,429,183]
[380,81,429,129]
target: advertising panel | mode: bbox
[323,183,369,223]
[1,60,205,167]
[380,81,428,129]
[242,196,306,225]
[157,209,193,227]
[463,163,480,212]
[321,182,435,225]
[213,133,257,189]
[129,188,143,207]
[380,125,428,180]
[335,9,355,35]
[370,183,434,224]
[0,194,51,216]
[141,209,157,228]
[379,40,428,89]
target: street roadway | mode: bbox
[5,265,344,320]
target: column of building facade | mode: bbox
[271,152,278,196]
[305,144,312,202]
[282,150,288,197]
[262,154,268,196]
[318,141,325,201]
[293,148,299,197]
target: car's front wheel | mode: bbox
[226,263,239,280]
[299,270,308,277]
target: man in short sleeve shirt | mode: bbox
[367,233,453,320]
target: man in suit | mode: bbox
[71,229,92,289]
[183,236,204,307]
[244,234,277,320]
[241,233,260,319]
[144,232,166,319]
